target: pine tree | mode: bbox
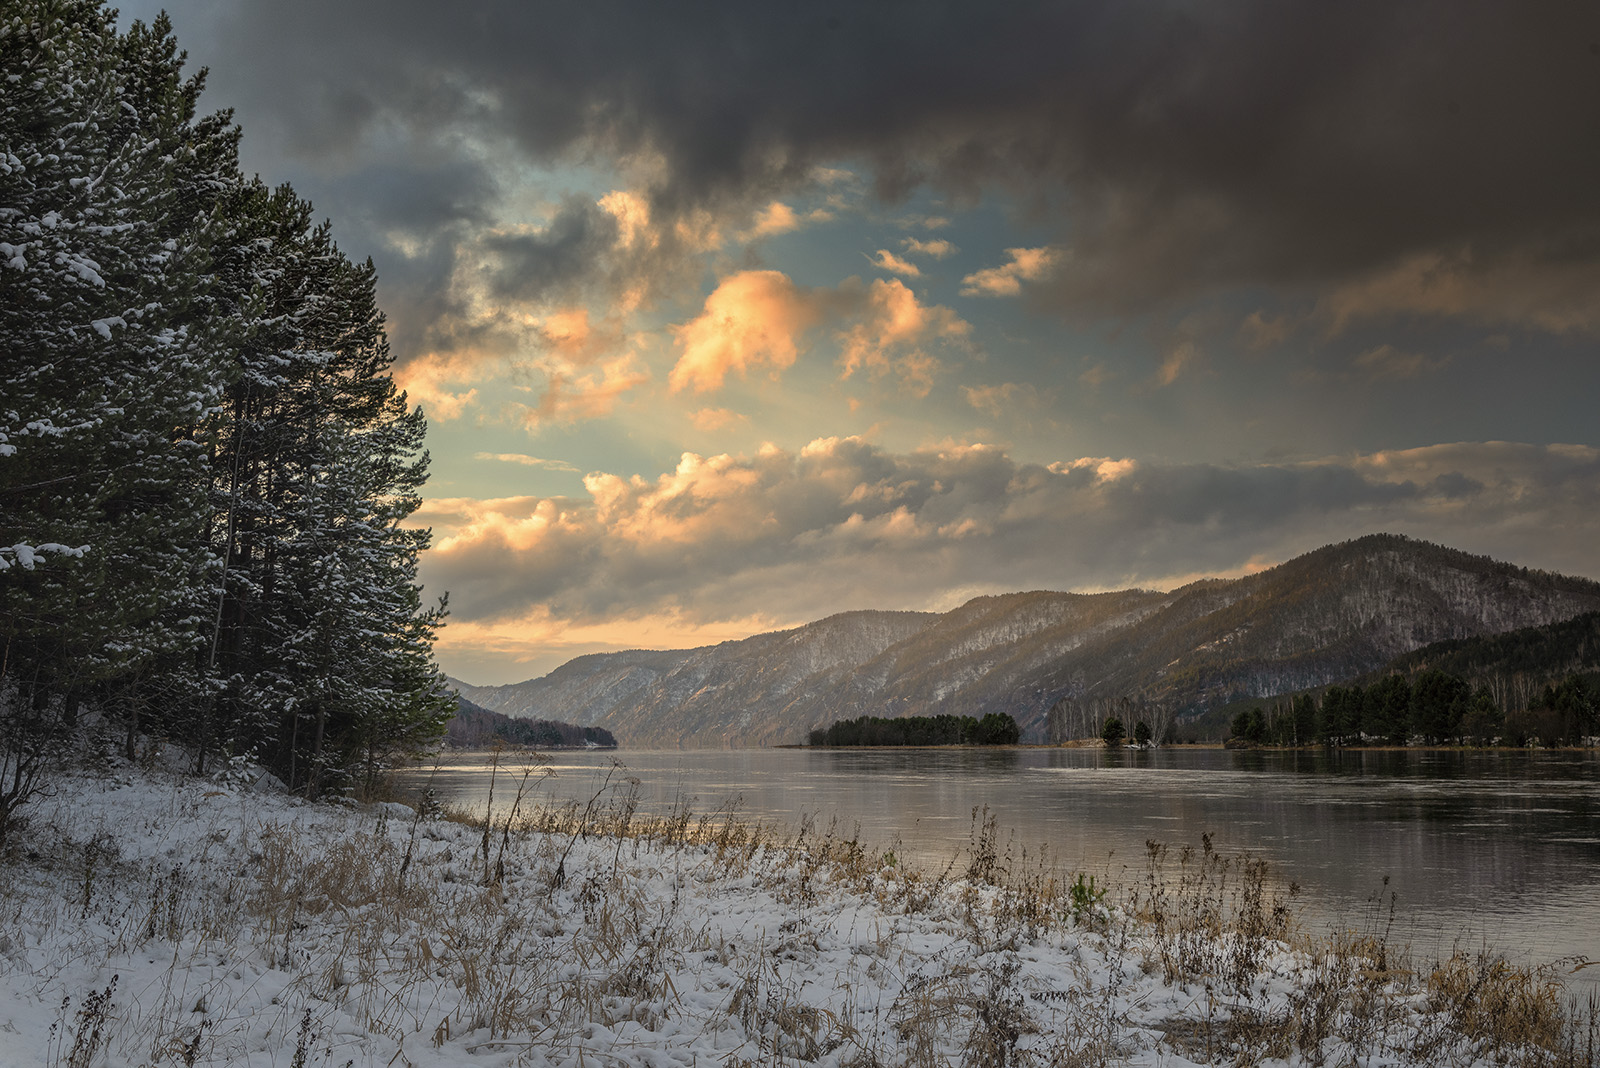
[3,1,452,801]
[198,188,451,792]
[1,1,228,743]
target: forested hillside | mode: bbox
[458,535,1600,747]
[1200,610,1600,746]
[445,700,616,750]
[0,1,453,815]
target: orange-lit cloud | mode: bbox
[668,270,823,392]
[962,381,1039,418]
[960,246,1061,297]
[837,278,968,396]
[689,407,749,431]
[1155,340,1200,387]
[901,237,956,259]
[516,353,650,426]
[394,348,493,420]
[867,249,921,276]
[738,200,834,241]
[668,272,968,396]
[474,452,582,472]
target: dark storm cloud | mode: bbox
[187,0,1600,323]
[484,197,621,303]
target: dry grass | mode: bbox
[2,761,1595,1067]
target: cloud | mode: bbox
[1077,362,1112,390]
[962,381,1038,418]
[1155,340,1200,387]
[668,271,968,396]
[1240,310,1292,351]
[515,353,651,427]
[1351,344,1451,383]
[689,407,749,431]
[738,200,833,241]
[960,247,1061,297]
[420,440,1600,670]
[836,278,969,397]
[668,270,824,392]
[168,0,1600,342]
[901,237,956,259]
[535,308,627,366]
[475,453,582,473]
[393,348,491,420]
[1317,251,1600,336]
[867,249,921,277]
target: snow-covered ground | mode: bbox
[0,758,1587,1067]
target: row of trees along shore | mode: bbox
[1,1,454,822]
[1227,670,1597,748]
[808,713,1022,747]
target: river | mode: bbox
[393,745,1599,988]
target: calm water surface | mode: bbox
[395,746,1599,985]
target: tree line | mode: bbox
[1,0,453,830]
[808,712,1021,747]
[1226,670,1597,747]
[445,704,618,750]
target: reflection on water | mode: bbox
[394,746,1600,984]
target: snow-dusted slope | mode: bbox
[456,535,1600,747]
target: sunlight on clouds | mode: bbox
[962,382,1038,418]
[689,407,749,431]
[536,307,626,365]
[515,353,651,427]
[1155,340,1200,386]
[959,246,1060,297]
[394,349,491,420]
[668,270,822,392]
[669,272,967,397]
[1078,362,1112,390]
[434,607,795,676]
[901,237,956,259]
[737,200,834,241]
[837,278,967,397]
[1049,456,1139,483]
[474,452,582,473]
[867,249,921,276]
[597,189,657,251]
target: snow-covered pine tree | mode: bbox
[199,185,451,793]
[0,2,229,759]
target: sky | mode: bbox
[121,0,1600,684]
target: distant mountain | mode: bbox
[451,535,1600,747]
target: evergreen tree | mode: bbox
[1101,716,1125,747]
[197,189,450,792]
[1411,670,1469,744]
[2,1,452,801]
[1366,675,1412,745]
[1,1,227,747]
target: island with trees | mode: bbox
[808,712,1021,747]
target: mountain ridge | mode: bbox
[451,535,1600,747]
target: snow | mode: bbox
[0,542,88,570]
[0,760,1574,1067]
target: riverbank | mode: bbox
[1,761,1593,1067]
